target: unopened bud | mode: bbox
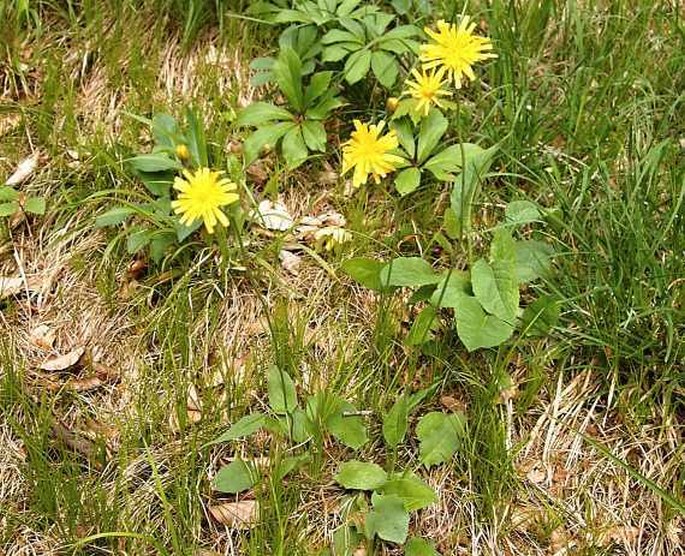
[175,144,190,161]
[386,97,399,113]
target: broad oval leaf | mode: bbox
[344,49,371,84]
[455,296,514,351]
[341,257,386,291]
[267,366,297,415]
[235,102,294,127]
[416,411,466,467]
[129,154,182,173]
[380,472,437,511]
[335,460,388,490]
[394,167,421,196]
[382,395,409,448]
[514,240,554,283]
[379,257,440,288]
[366,493,410,544]
[281,125,309,169]
[213,459,257,494]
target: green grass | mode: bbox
[1,0,683,554]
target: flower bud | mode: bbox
[175,144,190,161]
[386,97,400,113]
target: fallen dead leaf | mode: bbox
[65,375,104,392]
[208,500,259,529]
[39,346,86,372]
[440,395,466,412]
[5,153,39,186]
[187,384,203,423]
[251,200,293,231]
[29,324,56,350]
[0,276,24,299]
[279,249,301,276]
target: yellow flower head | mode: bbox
[341,120,405,188]
[420,17,496,89]
[314,226,353,252]
[171,167,239,234]
[404,67,452,116]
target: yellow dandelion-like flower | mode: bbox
[420,17,496,89]
[314,226,353,252]
[171,167,239,234]
[404,67,452,116]
[341,120,405,188]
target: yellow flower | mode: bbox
[404,67,452,116]
[171,168,239,234]
[420,17,496,89]
[341,120,405,188]
[314,226,352,252]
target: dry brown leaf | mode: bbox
[65,375,104,392]
[0,276,24,299]
[440,395,466,412]
[5,154,39,186]
[40,346,86,372]
[279,249,301,276]
[526,463,546,485]
[29,324,56,350]
[187,384,203,423]
[208,500,258,529]
[251,200,293,231]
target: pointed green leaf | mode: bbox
[514,240,554,283]
[301,120,327,152]
[416,411,466,467]
[95,206,136,228]
[211,413,267,444]
[267,366,297,415]
[379,257,440,288]
[281,125,309,169]
[505,200,542,226]
[380,472,437,511]
[371,50,399,88]
[243,121,295,165]
[382,395,409,448]
[129,154,181,173]
[417,109,448,164]
[235,102,294,127]
[406,305,438,345]
[520,295,560,337]
[212,459,257,494]
[344,49,371,84]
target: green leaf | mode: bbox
[455,296,514,351]
[129,154,182,173]
[344,49,371,84]
[380,472,437,511]
[405,537,440,556]
[212,459,257,494]
[416,411,466,467]
[185,108,207,167]
[274,48,304,112]
[126,228,152,254]
[235,102,294,127]
[430,270,471,308]
[0,202,19,217]
[95,206,136,228]
[175,218,202,241]
[520,295,560,337]
[417,109,448,164]
[321,28,362,46]
[281,126,309,169]
[506,200,542,226]
[514,240,554,283]
[379,257,440,288]
[267,366,297,415]
[382,395,409,448]
[391,118,415,159]
[151,113,180,148]
[341,257,386,291]
[406,305,438,345]
[149,232,176,264]
[0,186,19,202]
[137,170,174,197]
[212,413,267,444]
[243,121,295,165]
[332,525,361,556]
[472,230,519,321]
[23,196,45,215]
[366,493,410,544]
[450,144,498,235]
[394,167,421,196]
[335,460,388,490]
[443,206,460,239]
[304,71,333,105]
[301,120,327,152]
[322,43,356,63]
[371,50,399,88]
[289,407,311,442]
[327,401,368,449]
